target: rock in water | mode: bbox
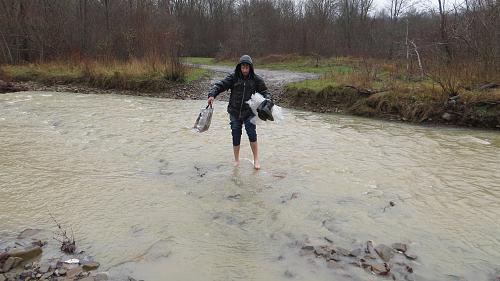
[391,243,408,253]
[66,266,83,279]
[82,261,100,271]
[374,244,394,262]
[93,272,109,281]
[17,229,41,239]
[370,263,390,275]
[8,247,42,261]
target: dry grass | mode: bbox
[1,57,201,91]
[283,57,500,128]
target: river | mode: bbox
[1,91,499,281]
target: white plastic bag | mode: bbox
[193,105,213,132]
[246,93,284,124]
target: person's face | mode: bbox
[241,63,250,77]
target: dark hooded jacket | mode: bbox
[208,55,272,120]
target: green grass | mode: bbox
[185,67,210,83]
[259,57,355,74]
[285,78,340,92]
[184,55,356,74]
[183,57,216,65]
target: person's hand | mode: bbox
[208,96,215,106]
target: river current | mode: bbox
[1,91,499,281]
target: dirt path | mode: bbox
[188,64,319,102]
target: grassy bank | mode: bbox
[183,55,355,74]
[282,58,500,128]
[1,59,209,92]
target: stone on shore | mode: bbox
[0,252,9,264]
[82,261,100,271]
[55,268,67,276]
[39,263,51,273]
[41,271,53,279]
[8,246,42,260]
[2,257,16,272]
[66,266,83,279]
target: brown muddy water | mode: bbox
[1,91,499,281]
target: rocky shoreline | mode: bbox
[282,86,500,129]
[0,229,112,281]
[0,80,210,101]
[1,77,287,103]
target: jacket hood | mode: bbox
[235,55,254,78]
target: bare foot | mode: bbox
[234,160,240,167]
[253,159,260,170]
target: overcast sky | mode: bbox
[368,0,451,14]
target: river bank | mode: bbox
[281,86,500,129]
[3,78,499,130]
[2,60,499,129]
[0,229,108,281]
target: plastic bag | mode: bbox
[193,105,213,132]
[246,93,284,124]
[257,99,274,121]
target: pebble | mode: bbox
[56,268,67,276]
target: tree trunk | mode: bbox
[437,0,453,63]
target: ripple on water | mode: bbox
[0,92,499,281]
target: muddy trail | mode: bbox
[185,63,319,103]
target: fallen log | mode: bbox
[478,82,500,91]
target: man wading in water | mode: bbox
[207,55,272,170]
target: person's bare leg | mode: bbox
[233,145,240,167]
[249,141,260,169]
